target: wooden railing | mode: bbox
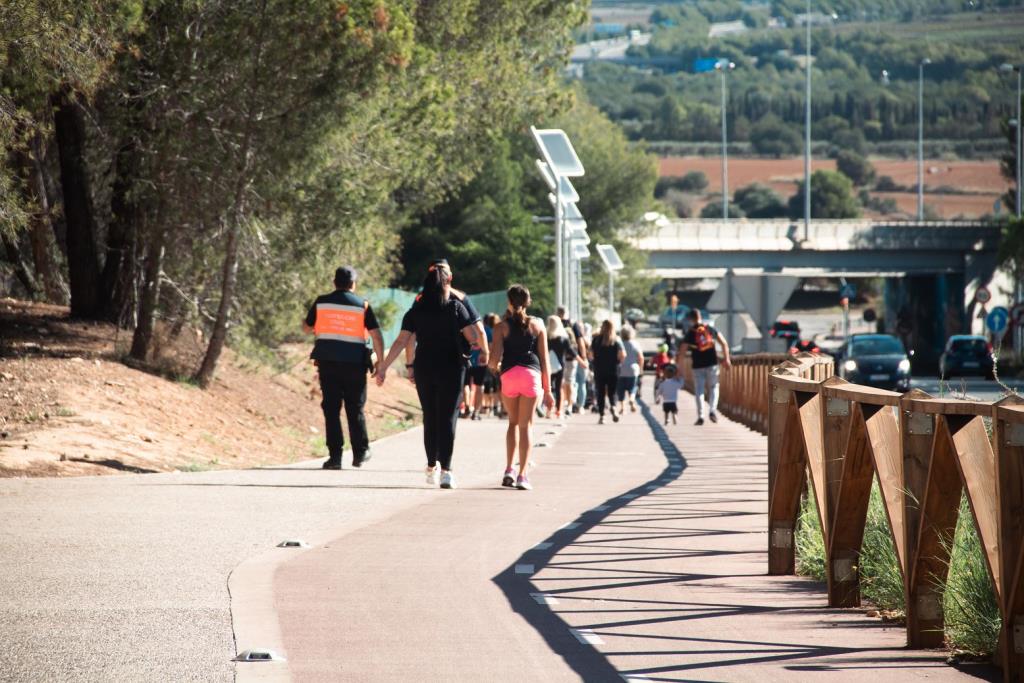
[680,352,833,433]
[764,355,1024,681]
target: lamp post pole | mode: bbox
[918,58,931,221]
[1018,65,1022,218]
[554,180,563,308]
[717,60,735,221]
[803,0,812,241]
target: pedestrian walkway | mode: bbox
[0,384,999,681]
[264,384,996,681]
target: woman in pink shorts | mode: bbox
[488,284,554,490]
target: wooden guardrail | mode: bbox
[765,355,1024,682]
[680,352,832,433]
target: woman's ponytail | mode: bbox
[506,284,530,331]
[421,266,452,308]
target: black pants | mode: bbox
[318,361,369,459]
[415,363,466,470]
[594,372,618,417]
[551,370,563,410]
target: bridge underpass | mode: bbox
[633,219,1006,366]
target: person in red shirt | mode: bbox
[652,343,671,403]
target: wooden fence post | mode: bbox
[994,400,1024,681]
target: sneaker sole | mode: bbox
[516,485,532,490]
[502,476,515,487]
[440,483,452,489]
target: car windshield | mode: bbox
[850,337,904,356]
[950,338,986,353]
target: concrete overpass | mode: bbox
[631,219,1009,365]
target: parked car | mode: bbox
[835,333,912,391]
[770,320,800,348]
[939,335,994,380]
[789,339,822,355]
[625,308,645,328]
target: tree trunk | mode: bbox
[51,89,102,318]
[193,216,240,387]
[129,228,165,361]
[25,134,66,303]
[102,136,141,324]
[2,232,39,296]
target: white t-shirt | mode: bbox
[658,378,683,403]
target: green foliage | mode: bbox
[998,216,1024,291]
[580,8,1024,150]
[699,198,745,219]
[661,189,694,218]
[835,150,876,186]
[940,495,1001,656]
[750,115,802,156]
[655,171,708,196]
[796,484,1001,654]
[734,183,788,218]
[789,169,861,218]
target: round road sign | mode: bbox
[975,286,991,305]
[863,308,877,323]
[986,306,1009,334]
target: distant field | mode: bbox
[658,156,1009,219]
[833,7,1024,43]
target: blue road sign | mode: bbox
[986,306,1009,334]
[839,283,856,300]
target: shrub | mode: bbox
[836,150,876,187]
[734,182,787,218]
[699,199,745,219]
[751,114,802,157]
[875,175,900,192]
[654,170,708,197]
[662,189,693,218]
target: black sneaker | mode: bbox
[352,451,372,468]
[695,418,704,426]
[611,412,620,423]
[322,458,342,470]
[709,412,718,423]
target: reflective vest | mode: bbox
[314,301,368,344]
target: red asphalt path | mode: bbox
[249,384,998,682]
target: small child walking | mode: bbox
[657,363,682,425]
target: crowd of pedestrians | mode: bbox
[306,262,731,491]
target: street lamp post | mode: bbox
[1001,63,1022,218]
[803,0,812,241]
[715,60,736,221]
[918,58,931,221]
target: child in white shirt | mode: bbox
[657,364,682,425]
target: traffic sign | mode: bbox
[839,283,856,300]
[986,306,1009,334]
[1012,303,1024,324]
[975,286,991,305]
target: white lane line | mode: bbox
[515,563,535,575]
[559,522,580,530]
[569,628,605,645]
[530,593,560,605]
[532,542,553,551]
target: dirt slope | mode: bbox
[0,298,420,477]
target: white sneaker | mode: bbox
[425,466,438,485]
[440,470,457,489]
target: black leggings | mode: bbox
[551,370,563,410]
[415,363,466,470]
[594,372,618,417]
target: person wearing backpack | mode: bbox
[681,309,731,426]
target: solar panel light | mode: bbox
[530,127,585,178]
[572,243,591,260]
[596,243,624,272]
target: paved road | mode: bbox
[0,383,1000,681]
[911,375,1024,402]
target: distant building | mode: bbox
[708,20,747,38]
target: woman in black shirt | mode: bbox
[488,284,554,490]
[589,319,626,424]
[376,268,479,489]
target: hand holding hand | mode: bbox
[375,370,386,386]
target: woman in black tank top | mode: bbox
[488,284,553,490]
